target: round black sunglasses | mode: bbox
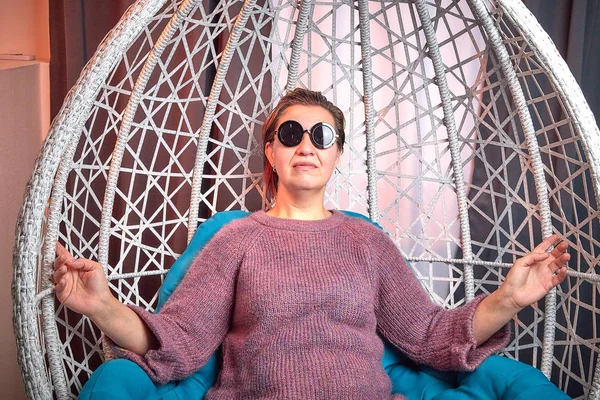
[274,120,338,149]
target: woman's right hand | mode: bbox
[53,243,113,318]
[54,242,159,355]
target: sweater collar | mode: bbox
[251,209,345,232]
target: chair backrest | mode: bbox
[12,0,600,399]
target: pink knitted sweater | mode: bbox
[116,210,509,399]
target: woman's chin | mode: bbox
[284,181,327,195]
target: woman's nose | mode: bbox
[296,132,315,155]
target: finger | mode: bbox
[53,252,70,270]
[549,241,569,259]
[54,243,77,270]
[53,268,73,296]
[549,253,570,272]
[550,267,568,288]
[531,234,561,254]
[53,265,69,284]
[54,278,71,303]
[55,242,72,258]
[534,234,563,254]
[518,252,549,267]
[66,258,97,273]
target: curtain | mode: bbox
[50,0,137,119]
[523,0,600,121]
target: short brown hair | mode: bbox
[262,88,345,199]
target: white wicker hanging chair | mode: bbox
[12,0,600,398]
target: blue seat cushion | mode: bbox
[82,210,569,399]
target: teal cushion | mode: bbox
[82,210,569,399]
[79,359,158,400]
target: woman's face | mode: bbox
[265,105,341,198]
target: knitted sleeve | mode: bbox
[369,227,510,371]
[109,221,251,384]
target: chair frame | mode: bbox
[12,0,600,399]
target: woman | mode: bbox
[54,89,570,399]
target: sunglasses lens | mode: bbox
[278,121,304,147]
[312,123,336,149]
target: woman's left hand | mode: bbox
[500,234,570,311]
[473,234,569,345]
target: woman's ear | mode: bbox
[265,141,275,167]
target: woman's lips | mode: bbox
[293,162,317,170]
